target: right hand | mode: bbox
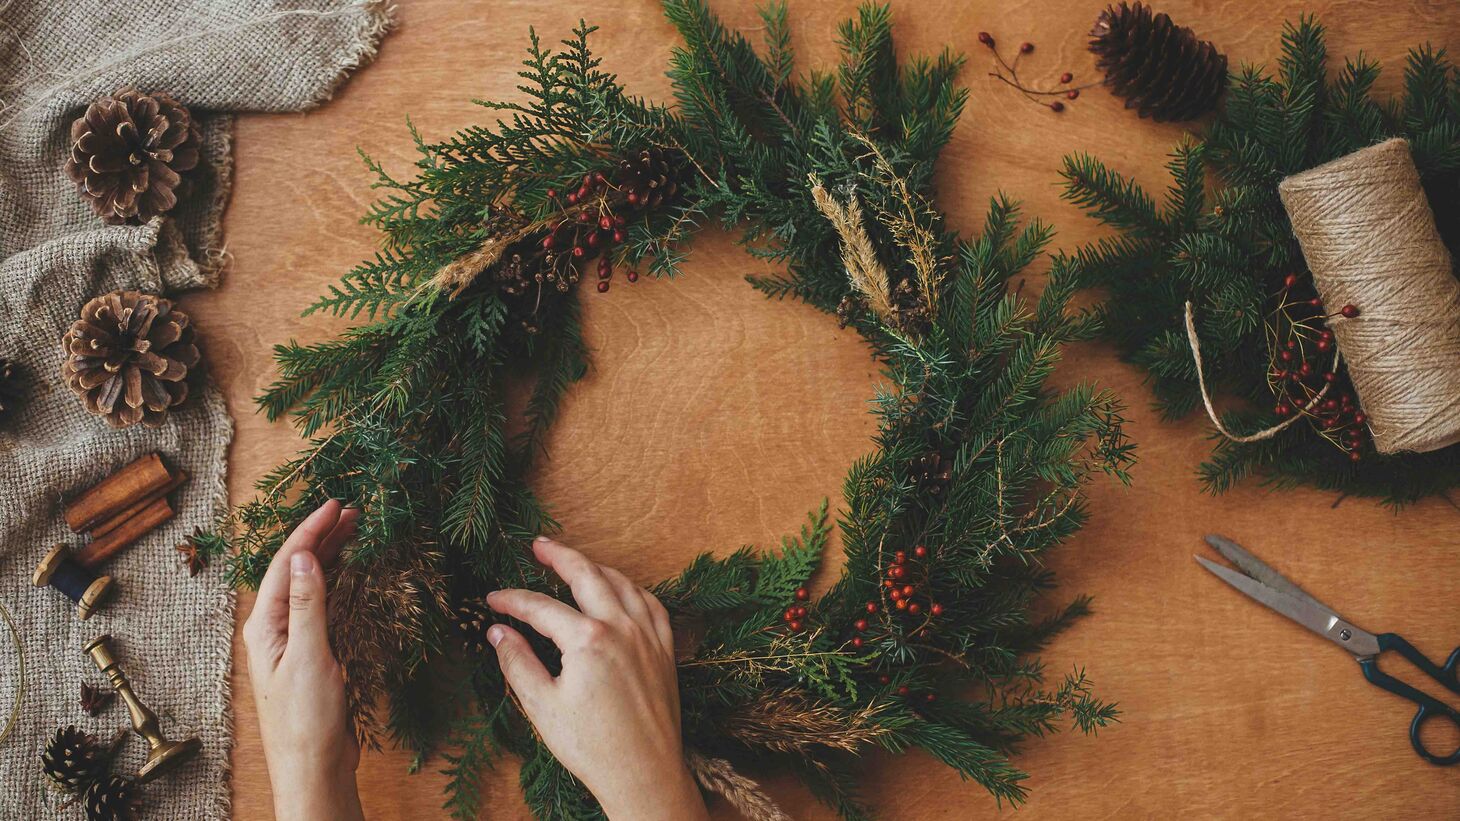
[485,537,709,821]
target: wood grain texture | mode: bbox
[179,0,1460,817]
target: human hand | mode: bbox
[242,500,365,821]
[486,537,709,821]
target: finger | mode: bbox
[256,500,342,610]
[532,537,621,619]
[283,549,332,662]
[641,589,674,656]
[486,588,591,644]
[315,507,360,567]
[486,624,553,704]
[599,567,651,624]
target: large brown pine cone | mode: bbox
[64,89,202,224]
[61,291,200,429]
[41,726,108,794]
[1090,2,1227,122]
[613,146,684,210]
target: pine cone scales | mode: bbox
[41,726,108,794]
[62,291,199,428]
[614,147,682,210]
[83,775,143,821]
[452,598,495,654]
[64,89,201,224]
[1090,2,1227,122]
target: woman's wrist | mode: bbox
[271,765,365,821]
[595,762,707,821]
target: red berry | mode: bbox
[627,192,639,205]
[788,620,802,631]
[572,247,586,258]
[1341,304,1360,318]
[1323,372,1337,383]
[879,674,892,685]
[913,545,928,559]
[891,566,906,580]
[546,188,557,199]
[1274,403,1291,417]
[925,692,937,703]
[1349,450,1362,463]
[794,606,807,618]
[897,685,910,696]
[1323,399,1338,411]
[1049,101,1065,112]
[930,603,944,616]
[566,192,579,204]
[542,235,555,250]
[1066,89,1080,100]
[596,280,609,293]
[1283,274,1298,289]
[599,216,613,230]
[894,550,907,565]
[866,602,878,614]
[1319,330,1334,341]
[783,609,795,621]
[577,211,591,223]
[1279,350,1293,362]
[626,271,639,283]
[854,619,868,631]
[901,585,915,597]
[977,32,994,47]
[851,636,864,649]
[1354,413,1367,425]
[1299,362,1312,377]
[895,598,909,610]
[587,232,602,249]
[907,602,922,615]
[1309,298,1322,307]
[1316,339,1331,352]
[795,587,809,601]
[889,589,902,601]
[882,579,894,588]
[612,230,626,243]
[1019,41,1034,53]
[1060,72,1073,83]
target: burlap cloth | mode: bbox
[0,1,391,817]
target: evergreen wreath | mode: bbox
[204,2,1135,816]
[1060,17,1460,506]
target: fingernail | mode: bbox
[486,625,505,647]
[291,551,315,575]
[534,535,552,543]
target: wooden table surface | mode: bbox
[182,0,1460,817]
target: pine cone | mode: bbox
[911,450,952,496]
[41,726,108,794]
[0,356,21,424]
[452,598,496,654]
[61,291,200,429]
[83,776,143,821]
[1089,2,1227,122]
[64,88,202,224]
[613,146,684,211]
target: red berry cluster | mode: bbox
[542,172,640,293]
[781,585,812,632]
[874,673,938,703]
[979,32,1095,112]
[853,544,944,649]
[1269,274,1368,461]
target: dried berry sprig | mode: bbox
[978,31,1099,112]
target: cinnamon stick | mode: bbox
[75,497,174,569]
[64,453,171,533]
[89,470,189,538]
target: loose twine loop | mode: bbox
[1190,138,1460,454]
[0,600,22,747]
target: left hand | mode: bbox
[241,499,365,821]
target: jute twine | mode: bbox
[1276,138,1460,454]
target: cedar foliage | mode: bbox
[211,2,1134,816]
[1061,17,1460,506]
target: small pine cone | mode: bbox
[911,451,952,495]
[64,88,202,224]
[613,146,684,211]
[452,598,496,653]
[1089,2,1227,122]
[0,356,21,424]
[61,291,200,429]
[83,776,143,821]
[41,726,108,794]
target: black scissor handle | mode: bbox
[1358,633,1460,766]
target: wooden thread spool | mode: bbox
[1278,138,1460,454]
[32,545,112,620]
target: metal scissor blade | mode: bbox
[1195,555,1382,658]
[1203,534,1343,619]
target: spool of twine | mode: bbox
[1277,138,1460,454]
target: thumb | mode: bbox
[285,550,331,661]
[487,624,553,704]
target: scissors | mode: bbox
[1197,534,1460,765]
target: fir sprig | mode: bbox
[1061,17,1460,506]
[214,3,1131,817]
